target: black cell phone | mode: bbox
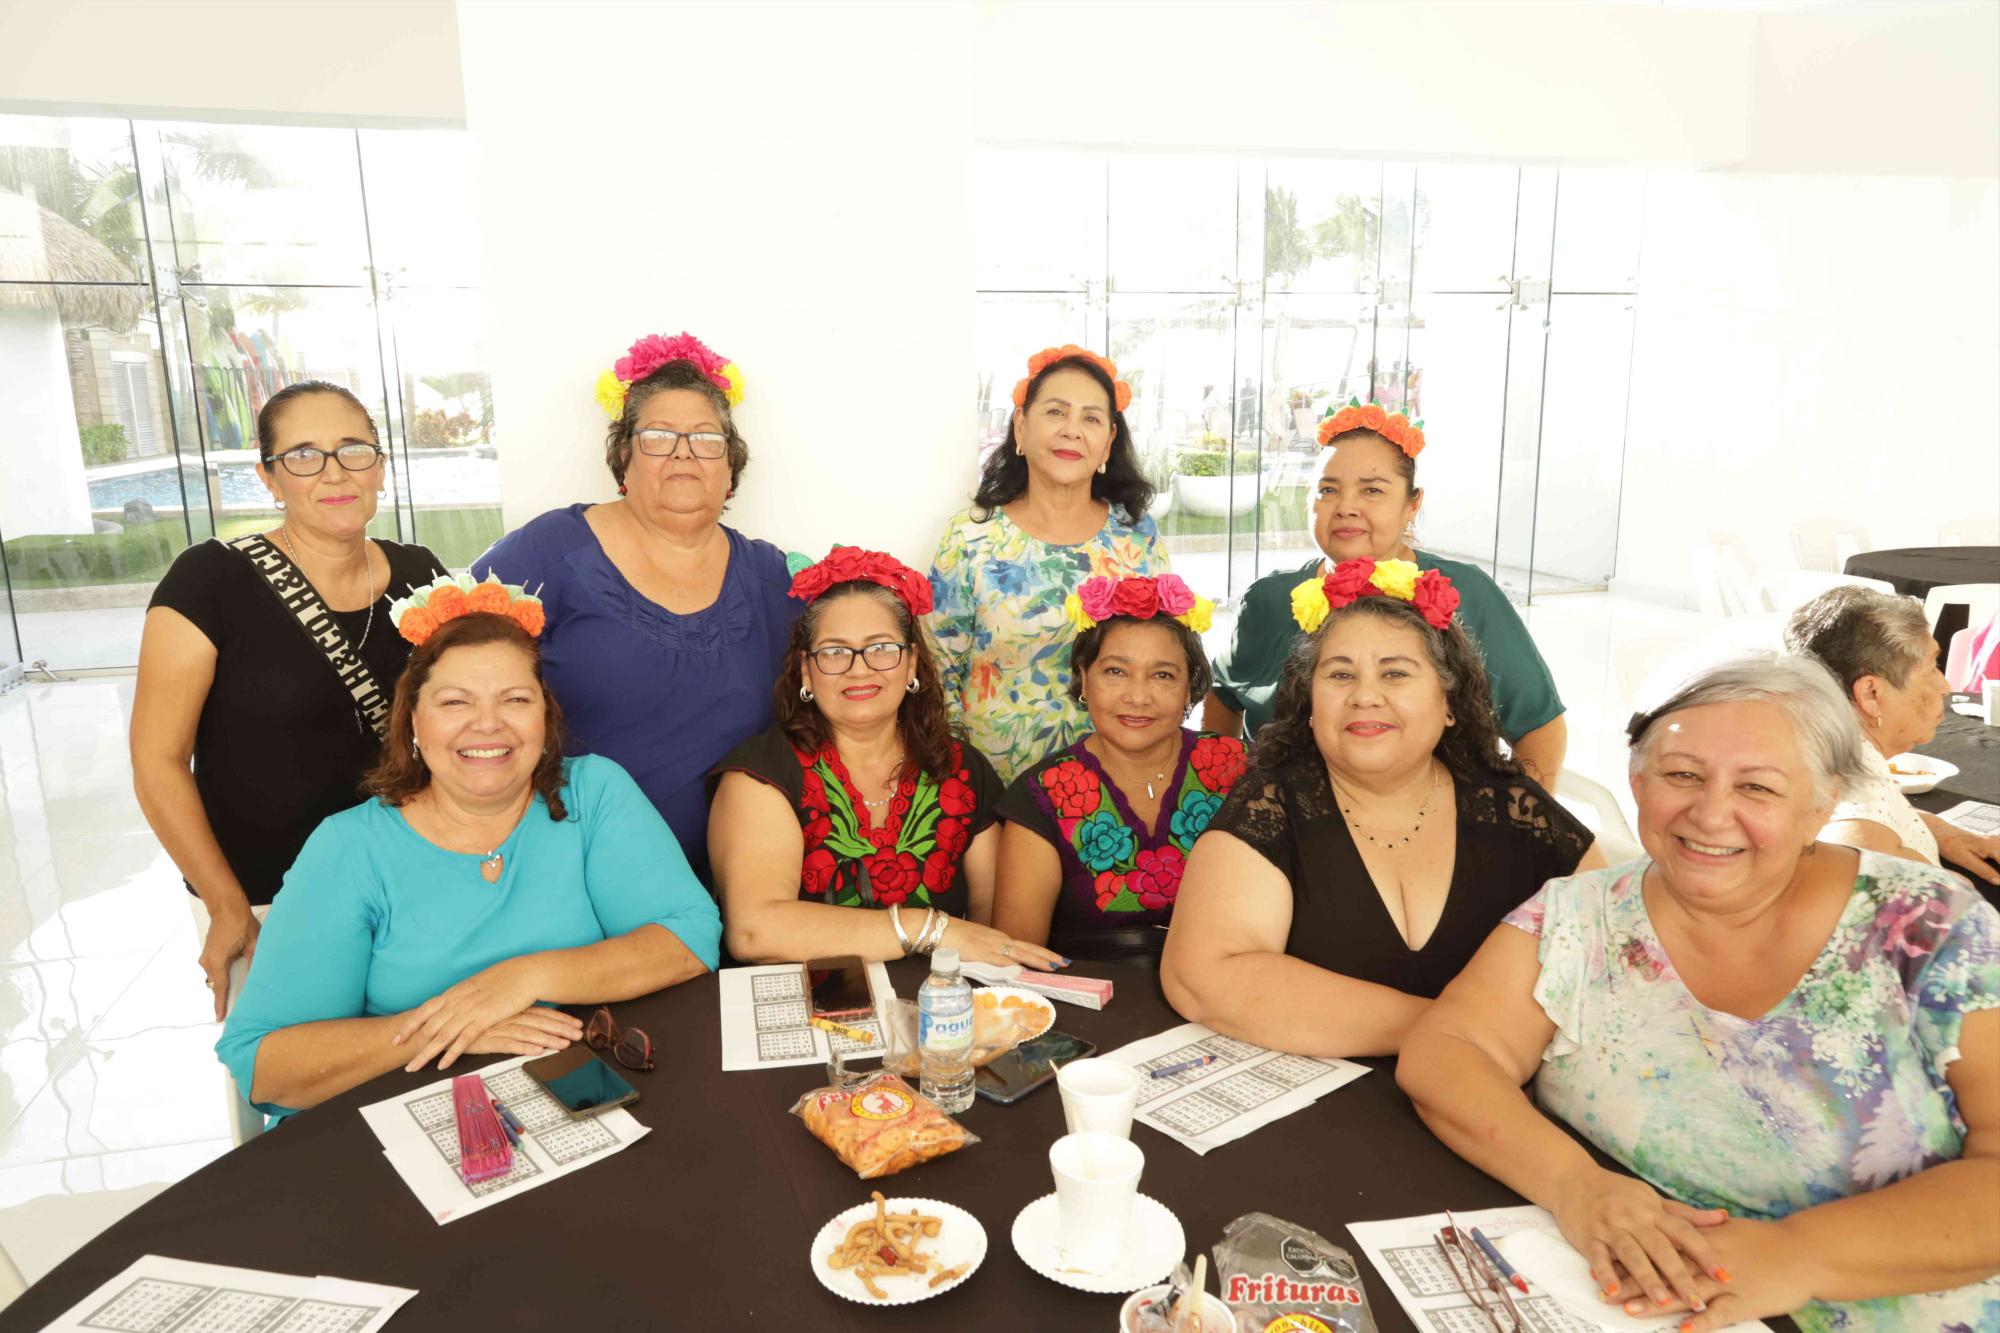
[522,1046,640,1119]
[805,955,873,1021]
[974,1031,1096,1104]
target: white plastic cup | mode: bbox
[1983,678,1998,726]
[1118,1284,1233,1332]
[1057,1057,1143,1138]
[1049,1131,1144,1274]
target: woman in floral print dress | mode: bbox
[710,547,1063,970]
[993,573,1245,963]
[1400,654,2000,1333]
[925,346,1170,784]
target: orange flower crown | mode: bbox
[390,574,546,645]
[1317,397,1425,459]
[1011,344,1133,414]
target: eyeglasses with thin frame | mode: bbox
[633,428,728,460]
[585,1006,655,1072]
[266,442,386,477]
[808,643,909,675]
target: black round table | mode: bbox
[0,959,1770,1332]
[1913,709,2000,906]
[1843,546,2000,599]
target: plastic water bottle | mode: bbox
[918,948,975,1112]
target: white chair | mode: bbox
[1693,533,1765,617]
[1925,583,2000,637]
[1555,768,1643,866]
[0,1182,172,1297]
[1789,519,1871,573]
[1938,517,1999,547]
[0,1243,24,1312]
[1946,626,1978,692]
[1759,570,1895,618]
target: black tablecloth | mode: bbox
[1,959,1787,1332]
[1913,710,2000,906]
[1844,546,2000,599]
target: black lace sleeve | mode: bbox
[1205,767,1301,882]
[1463,771,1593,881]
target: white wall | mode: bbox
[0,306,92,538]
[1615,171,2000,603]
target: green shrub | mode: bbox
[79,424,131,466]
[1175,448,1263,477]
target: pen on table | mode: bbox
[491,1098,524,1146]
[1149,1053,1219,1080]
[809,1015,875,1044]
[1468,1226,1528,1294]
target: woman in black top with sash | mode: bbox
[132,382,444,1019]
[1161,558,1602,1057]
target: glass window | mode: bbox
[155,123,370,287]
[382,288,503,569]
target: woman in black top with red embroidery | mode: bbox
[1161,559,1602,1057]
[132,382,445,1019]
[710,547,1064,969]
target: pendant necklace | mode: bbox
[480,850,504,884]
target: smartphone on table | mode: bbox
[522,1046,640,1120]
[974,1031,1096,1104]
[805,954,873,1021]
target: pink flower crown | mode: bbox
[787,546,934,619]
[1290,558,1459,632]
[1063,574,1214,635]
[593,331,744,418]
[390,574,546,645]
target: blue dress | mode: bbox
[473,505,801,883]
[216,755,722,1119]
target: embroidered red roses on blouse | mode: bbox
[794,742,978,909]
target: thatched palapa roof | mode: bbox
[0,189,146,331]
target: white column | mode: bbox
[0,305,94,539]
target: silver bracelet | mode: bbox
[889,902,915,955]
[918,910,951,954]
[913,907,938,954]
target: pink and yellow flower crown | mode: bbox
[787,546,934,620]
[1291,558,1459,633]
[1011,344,1133,414]
[391,573,546,646]
[1064,574,1214,635]
[593,331,744,419]
[1317,397,1425,459]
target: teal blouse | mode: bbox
[216,755,721,1119]
[1210,552,1564,744]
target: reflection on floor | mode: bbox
[0,587,1760,1291]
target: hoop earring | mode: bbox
[411,740,420,760]
[274,499,286,511]
[799,686,814,702]
[1014,444,1025,456]
[905,678,919,694]
[1096,461,1107,475]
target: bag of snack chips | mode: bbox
[883,996,1040,1076]
[790,1071,979,1179]
[1215,1211,1377,1333]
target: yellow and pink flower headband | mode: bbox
[593,331,745,419]
[1064,574,1214,635]
[1012,344,1133,414]
[1291,558,1459,633]
[1318,397,1425,459]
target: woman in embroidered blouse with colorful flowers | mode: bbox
[710,547,1066,969]
[992,573,1246,963]
[1398,654,2000,1332]
[925,346,1171,784]
[1162,559,1601,1057]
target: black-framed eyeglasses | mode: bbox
[266,442,385,477]
[585,1006,655,1072]
[634,428,728,460]
[808,643,909,675]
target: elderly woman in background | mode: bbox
[1785,584,2000,886]
[134,381,446,1015]
[1205,403,1567,783]
[991,573,1248,963]
[473,333,798,884]
[1398,654,1999,1332]
[1161,560,1600,1057]
[925,346,1171,783]
[218,587,720,1120]
[711,548,1063,969]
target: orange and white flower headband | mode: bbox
[1318,397,1425,459]
[391,573,546,645]
[1291,558,1459,632]
[1064,573,1213,635]
[1011,344,1133,414]
[593,331,745,419]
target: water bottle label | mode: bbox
[919,1007,973,1052]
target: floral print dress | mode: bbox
[712,723,1002,914]
[998,731,1248,960]
[924,505,1171,784]
[1506,852,2000,1333]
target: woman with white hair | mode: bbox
[1398,653,2000,1332]
[1784,583,2000,884]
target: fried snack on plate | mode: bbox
[824,1190,967,1299]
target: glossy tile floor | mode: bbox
[0,588,1750,1286]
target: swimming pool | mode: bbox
[88,453,502,513]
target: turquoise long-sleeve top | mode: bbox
[216,754,721,1119]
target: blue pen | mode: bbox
[1149,1053,1218,1080]
[1469,1226,1528,1294]
[491,1098,523,1146]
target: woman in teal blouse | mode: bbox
[1205,403,1567,783]
[217,597,720,1121]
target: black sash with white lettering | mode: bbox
[223,534,391,740]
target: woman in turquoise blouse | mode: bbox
[217,587,721,1120]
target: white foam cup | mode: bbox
[1049,1131,1144,1274]
[1056,1057,1142,1138]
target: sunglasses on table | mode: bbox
[585,1006,655,1072]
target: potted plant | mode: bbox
[1172,440,1262,519]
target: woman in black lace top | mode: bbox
[1161,561,1603,1057]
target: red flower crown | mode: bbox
[1291,558,1459,632]
[787,546,934,619]
[1317,397,1425,459]
[1010,344,1133,414]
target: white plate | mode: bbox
[972,985,1055,1040]
[1010,1191,1184,1295]
[1887,753,1957,795]
[810,1196,986,1305]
